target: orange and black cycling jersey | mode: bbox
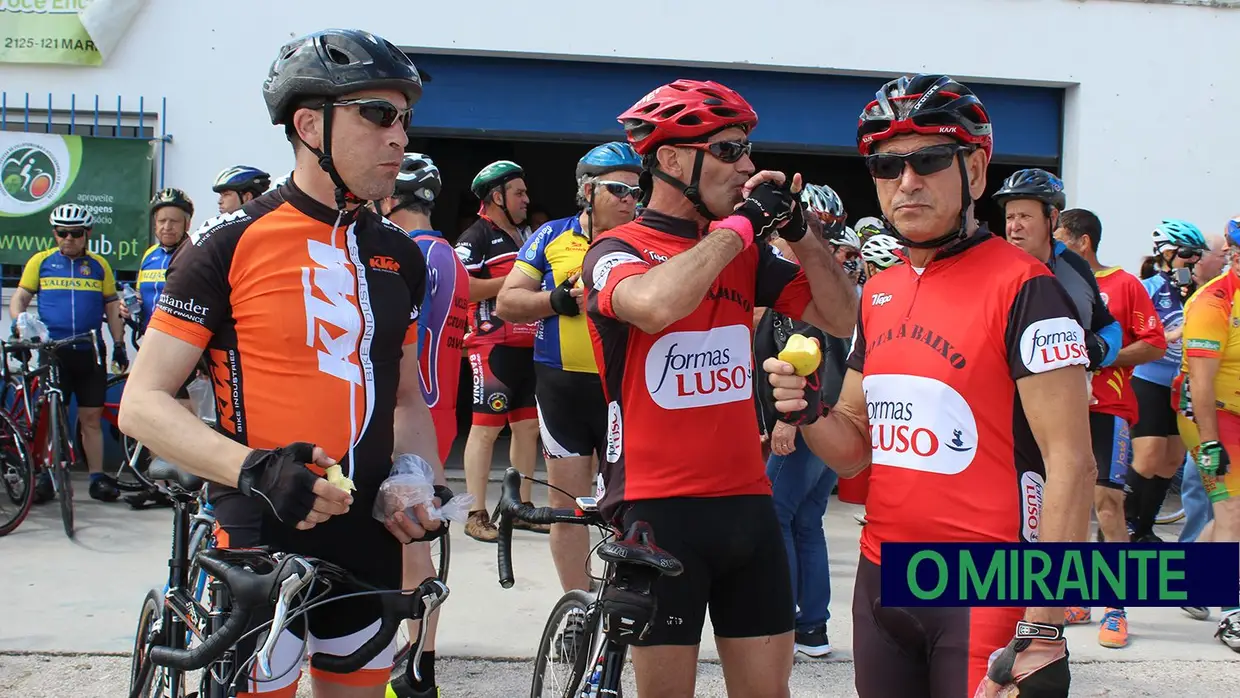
[148,180,425,496]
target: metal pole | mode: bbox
[24,92,30,132]
[93,94,100,136]
[46,93,52,133]
[70,94,76,135]
[116,95,122,137]
[160,96,168,189]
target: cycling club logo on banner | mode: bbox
[0,134,74,216]
[863,374,977,475]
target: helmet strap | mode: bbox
[652,149,715,220]
[886,152,973,251]
[305,104,358,210]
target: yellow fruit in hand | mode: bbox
[324,464,356,492]
[778,334,822,377]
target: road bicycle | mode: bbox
[392,530,450,671]
[0,385,35,537]
[1,330,103,538]
[495,467,684,698]
[129,458,450,698]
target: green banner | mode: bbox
[0,0,147,66]
[0,131,153,271]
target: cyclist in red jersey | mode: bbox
[119,29,448,698]
[766,74,1096,698]
[1053,208,1166,648]
[582,79,858,697]
[378,152,466,698]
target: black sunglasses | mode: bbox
[1176,247,1203,260]
[332,98,413,129]
[54,228,86,239]
[679,140,753,164]
[596,180,643,200]
[865,144,971,180]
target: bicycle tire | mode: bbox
[531,589,596,698]
[129,588,178,698]
[0,409,35,537]
[1156,507,1186,525]
[391,531,451,670]
[53,401,74,538]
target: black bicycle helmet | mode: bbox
[856,74,993,250]
[150,188,194,217]
[992,168,1066,211]
[262,29,423,209]
[391,152,442,211]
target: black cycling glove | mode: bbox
[978,621,1070,698]
[410,484,455,543]
[549,278,581,317]
[773,371,824,427]
[112,344,129,372]
[1198,440,1231,477]
[1084,332,1109,371]
[236,442,322,527]
[734,182,797,246]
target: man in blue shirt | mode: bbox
[10,203,127,502]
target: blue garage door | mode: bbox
[406,54,1062,163]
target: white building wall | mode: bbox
[3,0,1238,270]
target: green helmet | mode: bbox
[471,160,524,200]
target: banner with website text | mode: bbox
[0,0,148,66]
[0,131,152,271]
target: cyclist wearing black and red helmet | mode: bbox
[580,79,857,696]
[765,74,1095,698]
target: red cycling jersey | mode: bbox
[453,216,536,348]
[1091,267,1166,425]
[849,229,1088,564]
[582,210,812,521]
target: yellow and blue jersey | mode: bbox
[514,216,597,373]
[138,244,176,332]
[18,249,117,342]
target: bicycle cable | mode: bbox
[520,473,578,502]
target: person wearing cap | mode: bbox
[496,141,642,593]
[211,166,272,214]
[119,28,446,697]
[11,203,126,502]
[454,160,545,542]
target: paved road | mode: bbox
[2,474,1237,696]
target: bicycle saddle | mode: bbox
[597,521,684,577]
[148,457,204,492]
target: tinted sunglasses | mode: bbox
[54,228,87,239]
[678,140,753,164]
[1176,247,1203,260]
[596,180,643,200]
[332,98,413,129]
[865,144,970,180]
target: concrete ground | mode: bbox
[1,472,1237,696]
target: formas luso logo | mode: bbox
[0,137,75,216]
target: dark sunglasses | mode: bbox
[1176,247,1203,260]
[596,180,643,200]
[865,144,971,180]
[332,98,413,129]
[54,228,87,239]
[679,140,753,164]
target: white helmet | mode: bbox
[49,203,93,229]
[799,183,846,236]
[830,226,861,251]
[267,172,291,193]
[862,233,903,270]
[854,216,887,239]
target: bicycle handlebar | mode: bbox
[147,548,450,674]
[3,330,101,365]
[496,467,600,589]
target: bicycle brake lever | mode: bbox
[257,557,313,679]
[410,579,450,682]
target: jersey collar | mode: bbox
[634,209,702,239]
[281,176,366,226]
[411,229,444,239]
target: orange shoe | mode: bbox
[1064,606,1092,625]
[1098,608,1129,648]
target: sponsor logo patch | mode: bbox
[1019,317,1089,373]
[591,251,643,291]
[644,325,752,410]
[863,374,977,475]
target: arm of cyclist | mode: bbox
[389,343,448,543]
[786,233,858,337]
[766,361,871,478]
[1115,339,1164,367]
[7,287,32,331]
[467,276,506,303]
[105,299,128,369]
[1187,356,1222,442]
[496,269,580,323]
[1182,284,1230,444]
[1112,280,1166,367]
[9,254,40,330]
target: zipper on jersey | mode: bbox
[903,268,926,321]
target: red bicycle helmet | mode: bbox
[856,74,993,158]
[618,79,758,155]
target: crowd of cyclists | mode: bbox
[7,25,1239,698]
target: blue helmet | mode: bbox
[212,165,271,195]
[576,142,642,180]
[1152,218,1207,254]
[1226,216,1240,248]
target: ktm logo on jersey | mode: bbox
[304,239,364,386]
[369,255,401,273]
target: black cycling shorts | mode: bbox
[535,363,606,459]
[1090,412,1131,490]
[1132,377,1178,438]
[853,554,1024,697]
[468,343,537,427]
[209,486,402,692]
[56,347,106,408]
[621,495,794,646]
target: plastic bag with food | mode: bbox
[372,453,474,523]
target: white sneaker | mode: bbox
[853,512,867,525]
[1181,606,1210,621]
[1216,612,1240,652]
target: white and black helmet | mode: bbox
[862,233,903,270]
[394,152,442,206]
[799,183,847,236]
[830,226,861,251]
[49,203,93,229]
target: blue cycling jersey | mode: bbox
[18,248,116,344]
[137,244,176,333]
[1133,271,1183,387]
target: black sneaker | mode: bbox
[124,487,173,510]
[386,674,440,698]
[1137,532,1163,544]
[33,471,54,504]
[89,474,120,502]
[794,626,832,658]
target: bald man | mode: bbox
[1194,234,1227,285]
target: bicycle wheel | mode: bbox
[1156,506,1186,525]
[52,402,74,538]
[392,531,451,670]
[531,589,596,698]
[0,410,35,537]
[129,589,180,698]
